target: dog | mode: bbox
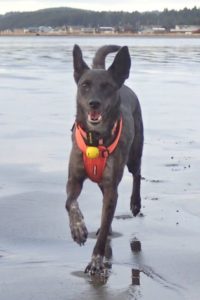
[66,44,143,275]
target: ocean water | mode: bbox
[0,36,199,196]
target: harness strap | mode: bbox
[75,117,123,182]
[107,117,122,154]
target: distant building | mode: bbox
[68,26,82,33]
[81,27,95,34]
[139,26,154,34]
[152,27,166,33]
[38,26,53,33]
[139,26,166,34]
[24,26,53,34]
[98,27,115,34]
[170,25,200,34]
[24,27,39,33]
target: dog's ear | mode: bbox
[108,46,131,88]
[73,44,90,83]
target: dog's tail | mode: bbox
[92,45,121,69]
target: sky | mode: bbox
[0,0,199,14]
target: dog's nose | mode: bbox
[89,100,101,109]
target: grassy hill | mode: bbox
[0,6,199,31]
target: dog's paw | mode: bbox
[84,254,105,275]
[70,219,88,245]
[69,205,88,245]
[130,203,141,217]
[130,194,141,217]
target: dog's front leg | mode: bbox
[85,187,118,274]
[66,176,88,246]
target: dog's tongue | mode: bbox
[90,111,100,121]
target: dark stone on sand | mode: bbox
[130,239,142,252]
[165,163,179,167]
[150,179,163,183]
[132,269,140,285]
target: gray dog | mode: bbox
[66,44,143,275]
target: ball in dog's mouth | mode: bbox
[88,111,102,124]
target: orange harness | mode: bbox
[75,117,123,183]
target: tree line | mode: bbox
[0,6,199,31]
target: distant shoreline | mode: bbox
[0,32,200,38]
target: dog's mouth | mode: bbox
[88,111,102,124]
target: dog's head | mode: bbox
[73,44,131,130]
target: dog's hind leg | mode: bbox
[130,172,142,216]
[127,109,144,216]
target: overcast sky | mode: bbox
[0,0,199,14]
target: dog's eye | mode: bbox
[81,81,91,91]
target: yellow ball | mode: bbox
[86,146,99,159]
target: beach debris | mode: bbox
[149,179,164,183]
[130,238,142,252]
[144,178,164,183]
[165,163,180,167]
[115,214,132,220]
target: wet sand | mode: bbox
[1,177,200,299]
[0,36,200,299]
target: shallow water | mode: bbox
[0,36,200,300]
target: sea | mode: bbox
[0,36,199,196]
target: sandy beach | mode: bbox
[0,36,200,299]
